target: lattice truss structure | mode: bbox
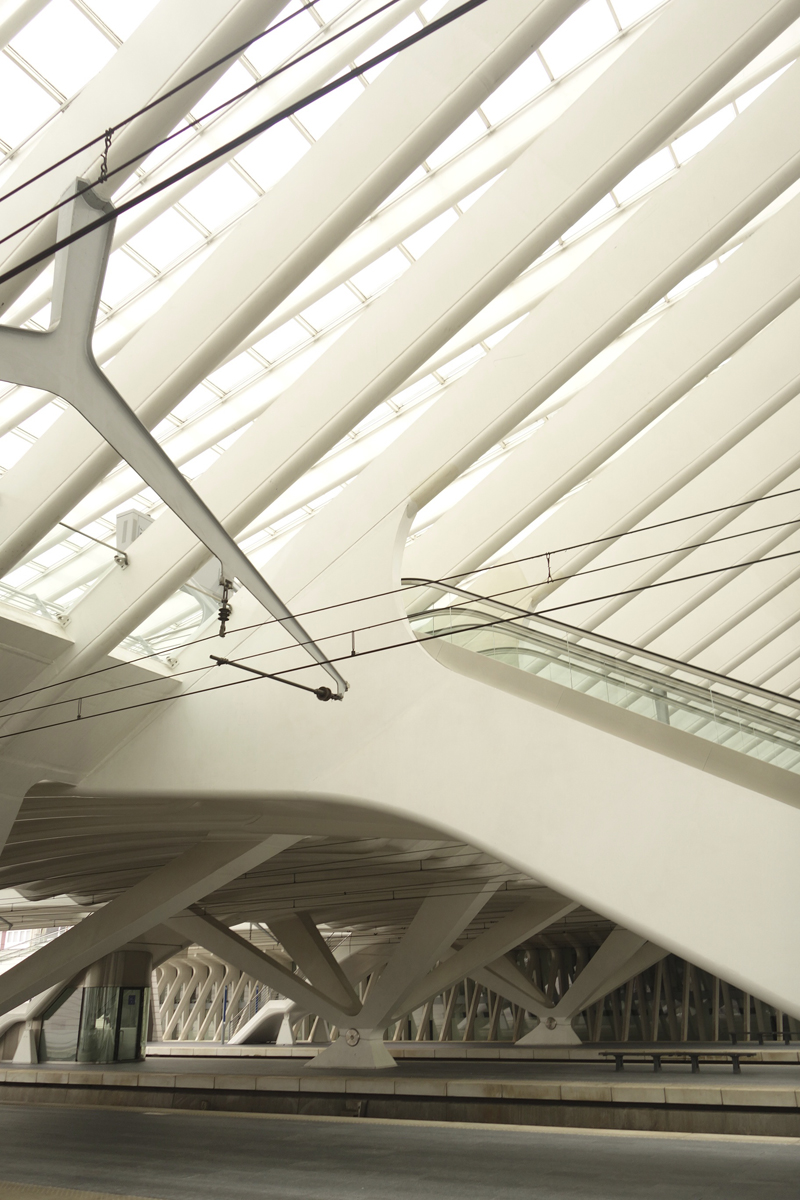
[1,0,800,1059]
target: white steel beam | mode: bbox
[0,0,579,576]
[392,893,576,1017]
[404,60,800,593]
[164,908,360,1025]
[0,184,348,695]
[267,911,360,1014]
[0,833,299,1018]
[15,0,791,703]
[0,0,278,308]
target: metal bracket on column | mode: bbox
[0,180,348,699]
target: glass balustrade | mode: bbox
[406,581,800,776]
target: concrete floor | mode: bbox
[0,1103,798,1199]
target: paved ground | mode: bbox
[24,1053,800,1087]
[0,1103,798,1199]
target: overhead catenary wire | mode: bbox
[3,487,799,707]
[1,545,799,739]
[0,0,417,252]
[0,0,344,209]
[0,0,495,288]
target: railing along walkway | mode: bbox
[406,580,800,776]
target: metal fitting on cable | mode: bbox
[218,579,233,637]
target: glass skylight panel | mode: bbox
[125,210,204,272]
[350,247,409,297]
[100,250,154,309]
[539,0,617,78]
[736,64,791,112]
[354,13,422,82]
[195,62,256,125]
[298,75,365,140]
[609,0,664,27]
[18,401,62,438]
[672,105,736,164]
[11,0,115,98]
[32,543,73,570]
[253,319,310,362]
[181,448,220,480]
[0,430,31,470]
[84,0,161,40]
[245,4,321,77]
[437,345,485,380]
[3,564,38,588]
[171,383,219,424]
[419,0,447,18]
[458,175,502,212]
[0,54,58,147]
[206,353,261,394]
[403,208,458,259]
[378,165,427,211]
[179,164,260,232]
[425,112,486,171]
[481,56,550,126]
[613,147,674,202]
[314,0,357,22]
[235,122,312,192]
[561,192,617,241]
[301,283,361,330]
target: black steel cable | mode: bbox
[3,490,799,706]
[0,0,388,208]
[0,0,494,286]
[2,520,798,716]
[1,545,798,739]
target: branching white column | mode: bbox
[517,930,667,1044]
[390,894,576,1018]
[36,0,800,685]
[267,912,360,1014]
[0,834,299,1018]
[308,885,498,1068]
[0,183,347,698]
[165,908,361,1027]
[0,0,578,573]
[0,0,277,308]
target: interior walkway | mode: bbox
[0,1103,797,1199]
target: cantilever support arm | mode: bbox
[0,180,347,697]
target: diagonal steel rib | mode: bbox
[0,180,347,697]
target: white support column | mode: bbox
[164,908,360,1027]
[0,833,299,1018]
[517,930,667,1044]
[391,894,576,1017]
[308,884,498,1068]
[0,0,578,573]
[267,912,360,1015]
[473,957,551,1019]
[0,183,347,699]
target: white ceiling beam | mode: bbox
[402,58,800,596]
[27,0,789,692]
[0,0,280,308]
[0,0,578,576]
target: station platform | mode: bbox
[3,1044,800,1137]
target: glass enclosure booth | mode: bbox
[39,949,152,1063]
